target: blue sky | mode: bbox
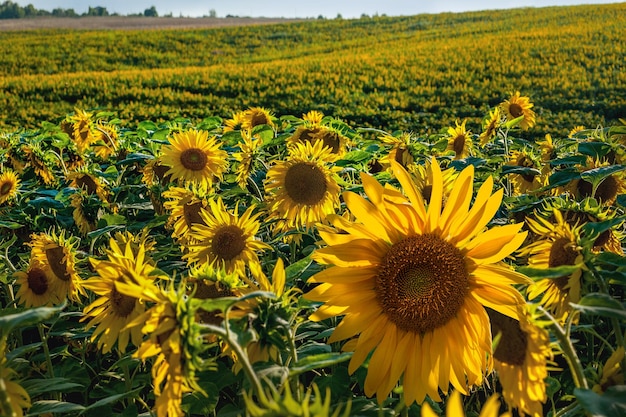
[14,0,621,18]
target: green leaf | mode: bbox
[21,378,83,396]
[27,400,86,416]
[0,303,65,337]
[0,220,24,229]
[517,265,581,280]
[581,216,626,239]
[80,386,143,414]
[289,352,353,377]
[501,165,541,177]
[192,291,275,313]
[580,165,626,187]
[99,213,127,226]
[504,114,525,129]
[578,141,613,159]
[87,224,126,240]
[574,386,626,417]
[547,168,580,188]
[285,255,312,281]
[570,292,626,320]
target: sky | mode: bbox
[13,0,622,18]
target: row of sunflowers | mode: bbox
[1,92,625,417]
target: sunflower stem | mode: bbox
[37,323,61,400]
[538,306,589,389]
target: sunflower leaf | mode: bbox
[504,114,525,129]
[26,400,86,416]
[574,386,626,417]
[192,290,275,313]
[578,141,613,159]
[517,265,581,280]
[289,352,353,377]
[501,165,541,176]
[80,386,144,414]
[580,164,626,187]
[0,303,65,337]
[570,292,626,320]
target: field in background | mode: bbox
[0,3,625,137]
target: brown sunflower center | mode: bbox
[75,174,98,195]
[549,237,579,290]
[594,176,618,202]
[180,148,208,171]
[46,246,72,281]
[184,202,206,228]
[0,180,12,195]
[508,103,524,118]
[194,280,233,325]
[394,147,408,165]
[486,308,527,366]
[250,111,270,128]
[110,285,136,317]
[212,225,246,261]
[453,135,466,156]
[27,267,49,295]
[317,130,341,153]
[284,162,328,205]
[375,234,469,334]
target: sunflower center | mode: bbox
[394,147,408,165]
[486,308,527,366]
[194,280,233,325]
[212,225,246,261]
[180,148,208,171]
[75,174,98,195]
[317,130,341,153]
[184,202,206,228]
[284,162,328,205]
[549,237,578,268]
[250,112,270,128]
[46,246,72,281]
[0,181,12,195]
[595,175,618,202]
[508,103,524,118]
[110,285,136,317]
[593,230,611,248]
[453,135,466,156]
[375,234,469,334]
[27,267,49,295]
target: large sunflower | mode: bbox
[264,140,342,235]
[159,129,228,192]
[183,197,270,277]
[446,119,473,160]
[487,304,553,417]
[0,169,20,205]
[29,230,84,302]
[501,92,536,130]
[305,158,529,405]
[81,234,164,354]
[520,210,584,322]
[14,260,63,307]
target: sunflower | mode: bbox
[537,134,557,164]
[302,110,325,125]
[142,157,173,187]
[223,110,245,132]
[264,140,342,235]
[68,108,97,153]
[378,131,415,171]
[70,192,99,237]
[232,130,263,189]
[520,210,584,322]
[507,150,546,195]
[14,260,63,307]
[66,168,109,201]
[159,129,228,192]
[29,230,84,302]
[421,390,511,417]
[487,303,553,417]
[0,366,31,417]
[479,107,502,146]
[566,157,626,205]
[446,119,473,159]
[241,107,275,130]
[22,144,56,185]
[183,197,270,277]
[305,158,530,405]
[288,124,350,156]
[0,169,20,205]
[81,234,164,354]
[162,186,211,245]
[568,125,586,138]
[501,92,536,130]
[412,159,458,205]
[92,120,119,160]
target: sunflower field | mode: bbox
[1,3,626,417]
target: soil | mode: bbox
[0,16,304,31]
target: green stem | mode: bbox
[38,323,62,401]
[553,399,581,417]
[538,307,589,389]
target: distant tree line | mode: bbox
[0,1,165,18]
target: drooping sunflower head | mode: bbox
[446,119,472,159]
[29,230,84,302]
[162,185,212,244]
[520,210,584,322]
[92,120,119,160]
[537,134,557,163]
[568,157,626,205]
[68,108,97,153]
[264,140,342,234]
[487,303,553,417]
[507,150,545,195]
[305,157,529,405]
[142,157,173,187]
[232,130,264,189]
[377,131,416,171]
[159,129,229,192]
[500,91,536,130]
[66,168,109,201]
[183,197,270,277]
[241,106,275,130]
[592,346,625,394]
[479,106,502,146]
[70,192,99,236]
[0,366,32,417]
[14,259,64,308]
[22,144,56,185]
[0,169,20,205]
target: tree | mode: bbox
[144,6,158,17]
